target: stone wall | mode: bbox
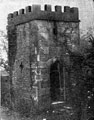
[8,4,80,118]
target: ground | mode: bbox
[0,106,33,120]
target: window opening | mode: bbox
[20,62,24,72]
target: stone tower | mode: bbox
[8,4,81,119]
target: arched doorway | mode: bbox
[50,60,62,102]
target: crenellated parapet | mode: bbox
[8,4,79,27]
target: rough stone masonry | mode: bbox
[7,4,81,119]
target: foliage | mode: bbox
[62,27,94,119]
[0,30,8,54]
[82,34,94,114]
[0,30,9,72]
[0,58,9,72]
[79,29,94,118]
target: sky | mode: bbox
[0,0,94,64]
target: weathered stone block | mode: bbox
[25,6,31,13]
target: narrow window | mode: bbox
[20,62,24,72]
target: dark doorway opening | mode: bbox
[88,117,94,120]
[50,60,61,102]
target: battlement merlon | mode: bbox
[8,4,80,26]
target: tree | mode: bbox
[79,28,94,119]
[62,27,94,120]
[0,30,9,72]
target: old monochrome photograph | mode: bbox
[0,0,94,120]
